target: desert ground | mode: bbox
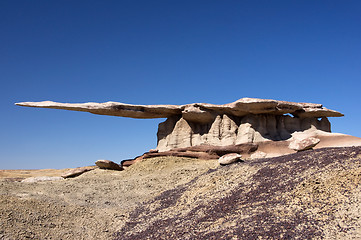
[1,157,219,239]
[1,135,361,239]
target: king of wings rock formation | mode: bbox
[16,98,343,152]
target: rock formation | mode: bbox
[218,153,243,165]
[61,166,97,178]
[95,160,123,171]
[21,176,63,183]
[16,98,343,152]
[289,137,321,151]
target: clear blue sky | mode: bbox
[1,1,360,169]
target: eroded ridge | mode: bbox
[16,98,343,151]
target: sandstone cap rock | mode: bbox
[16,97,343,122]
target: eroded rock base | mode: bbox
[157,114,330,151]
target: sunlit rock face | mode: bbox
[16,97,341,152]
[156,114,331,151]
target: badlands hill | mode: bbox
[0,98,361,240]
[1,145,361,239]
[16,97,344,151]
[5,97,361,239]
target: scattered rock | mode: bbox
[289,137,321,151]
[175,143,258,155]
[218,153,243,165]
[144,143,258,159]
[122,158,142,168]
[21,176,63,183]
[118,143,259,168]
[3,147,361,240]
[250,151,267,159]
[61,166,97,178]
[95,160,123,171]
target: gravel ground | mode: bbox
[0,157,217,239]
[1,147,361,239]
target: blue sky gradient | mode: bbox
[1,1,361,169]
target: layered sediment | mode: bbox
[16,98,343,151]
[157,114,331,151]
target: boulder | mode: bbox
[95,160,123,170]
[218,153,243,165]
[61,166,97,178]
[289,137,321,151]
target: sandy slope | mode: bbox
[1,135,361,239]
[1,147,361,239]
[114,147,361,239]
[0,158,218,239]
[255,132,361,158]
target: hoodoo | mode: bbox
[16,98,343,152]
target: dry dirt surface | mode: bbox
[1,147,361,239]
[0,168,72,182]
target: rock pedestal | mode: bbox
[157,114,330,151]
[16,97,342,153]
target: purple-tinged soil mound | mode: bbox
[1,147,361,239]
[114,147,361,239]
